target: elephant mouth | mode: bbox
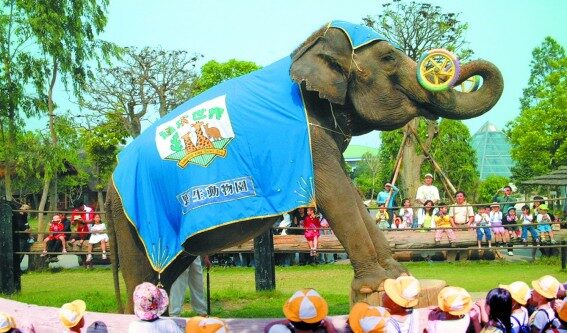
[417,104,441,120]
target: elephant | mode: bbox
[106,21,503,313]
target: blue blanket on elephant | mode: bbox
[112,21,394,272]
[112,57,315,272]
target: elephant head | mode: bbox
[290,24,503,132]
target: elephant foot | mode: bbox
[349,269,388,306]
[383,258,409,278]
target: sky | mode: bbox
[52,0,567,147]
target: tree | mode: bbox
[82,115,128,211]
[191,59,262,95]
[476,175,510,205]
[519,37,566,110]
[0,0,112,240]
[0,1,46,200]
[365,1,473,200]
[353,152,382,200]
[82,47,202,138]
[429,119,479,198]
[507,52,567,182]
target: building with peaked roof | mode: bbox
[471,121,514,179]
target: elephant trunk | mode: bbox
[432,60,504,120]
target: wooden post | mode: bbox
[0,201,17,294]
[254,230,276,291]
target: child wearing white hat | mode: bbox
[427,286,473,333]
[348,302,391,333]
[499,281,531,333]
[529,275,560,332]
[382,276,421,333]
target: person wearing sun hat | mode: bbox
[264,288,337,332]
[347,302,391,333]
[426,286,473,332]
[0,312,19,333]
[382,276,421,333]
[530,275,561,332]
[499,281,531,332]
[59,300,86,332]
[186,316,228,333]
[128,282,182,333]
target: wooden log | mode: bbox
[350,279,447,308]
[221,229,567,253]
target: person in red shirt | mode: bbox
[41,215,67,256]
[67,215,90,250]
[304,207,321,257]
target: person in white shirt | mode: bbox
[415,173,440,223]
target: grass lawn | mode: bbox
[3,258,566,318]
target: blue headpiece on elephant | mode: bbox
[327,20,401,50]
[107,19,503,313]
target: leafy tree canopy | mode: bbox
[507,49,567,182]
[191,59,261,95]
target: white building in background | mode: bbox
[471,121,514,179]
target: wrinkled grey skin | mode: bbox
[106,25,503,313]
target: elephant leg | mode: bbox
[114,220,158,313]
[313,154,389,300]
[355,199,408,278]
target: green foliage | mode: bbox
[476,175,510,204]
[191,59,261,95]
[507,38,567,182]
[0,0,111,199]
[377,129,403,185]
[430,119,479,197]
[353,152,381,199]
[519,37,566,110]
[378,119,480,200]
[363,0,472,61]
[82,113,128,190]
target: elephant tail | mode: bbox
[106,185,124,313]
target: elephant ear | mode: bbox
[290,28,353,105]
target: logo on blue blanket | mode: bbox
[155,95,234,168]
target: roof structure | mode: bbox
[521,166,567,186]
[343,145,379,162]
[471,121,514,179]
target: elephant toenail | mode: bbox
[360,286,373,294]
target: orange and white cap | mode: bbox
[348,302,391,333]
[283,288,328,324]
[185,316,227,333]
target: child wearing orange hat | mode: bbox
[264,288,337,333]
[348,302,390,333]
[186,316,228,333]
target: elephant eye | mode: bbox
[381,54,396,62]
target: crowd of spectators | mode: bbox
[372,174,561,254]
